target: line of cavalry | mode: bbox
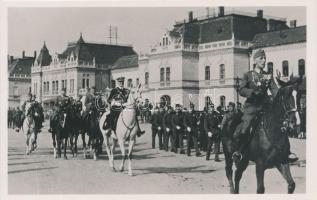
[14,49,303,194]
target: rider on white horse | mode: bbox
[103,77,145,138]
[19,93,35,130]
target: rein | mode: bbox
[120,91,139,131]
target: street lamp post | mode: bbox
[234,76,240,104]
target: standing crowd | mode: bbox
[149,101,243,161]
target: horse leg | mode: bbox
[93,137,98,161]
[82,131,87,159]
[224,152,235,193]
[25,133,30,155]
[234,158,249,194]
[118,140,126,172]
[64,137,68,160]
[74,133,79,156]
[255,162,265,194]
[103,134,115,171]
[276,163,296,193]
[57,136,62,158]
[70,134,74,157]
[127,138,136,176]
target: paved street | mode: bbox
[8,122,306,194]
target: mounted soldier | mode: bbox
[31,94,44,133]
[232,49,298,163]
[103,77,145,138]
[48,88,71,133]
[18,93,34,131]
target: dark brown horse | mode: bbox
[222,76,302,194]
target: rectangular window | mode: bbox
[56,81,59,93]
[52,81,55,94]
[136,78,139,86]
[86,79,90,88]
[166,67,170,82]
[44,82,46,94]
[13,86,18,96]
[47,82,50,93]
[82,79,85,88]
[70,79,74,93]
[65,80,67,91]
[111,80,116,88]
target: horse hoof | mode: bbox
[128,171,133,176]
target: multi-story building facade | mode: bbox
[252,23,306,105]
[138,7,295,109]
[8,51,36,108]
[31,34,137,109]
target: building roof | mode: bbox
[61,34,137,66]
[8,57,35,76]
[111,54,138,70]
[36,41,52,66]
[170,14,270,44]
[252,26,306,48]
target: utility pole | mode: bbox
[108,25,118,45]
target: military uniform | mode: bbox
[172,106,184,154]
[234,69,278,140]
[105,86,130,131]
[183,106,200,156]
[204,108,221,161]
[49,93,71,132]
[163,108,173,151]
[197,111,207,151]
[150,108,160,149]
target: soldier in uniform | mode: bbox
[48,88,71,133]
[19,93,34,131]
[14,106,23,131]
[155,105,165,150]
[31,95,44,133]
[183,103,201,157]
[163,106,173,151]
[232,49,298,163]
[204,103,221,161]
[150,106,159,149]
[172,104,185,154]
[197,109,207,151]
[104,77,145,138]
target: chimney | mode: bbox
[218,6,224,17]
[290,20,297,28]
[257,9,263,18]
[34,50,37,59]
[22,50,25,58]
[188,11,193,22]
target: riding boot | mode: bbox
[136,119,145,137]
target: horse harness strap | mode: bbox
[121,112,137,131]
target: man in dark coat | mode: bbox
[48,88,71,133]
[233,49,298,163]
[150,106,159,149]
[183,102,201,156]
[172,104,185,154]
[163,106,173,151]
[204,103,221,161]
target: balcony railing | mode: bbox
[150,80,199,89]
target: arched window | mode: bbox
[43,82,46,93]
[220,64,225,79]
[282,60,289,76]
[145,72,149,85]
[127,79,133,88]
[220,95,226,108]
[136,78,139,86]
[160,68,165,82]
[47,82,49,93]
[205,66,210,80]
[267,62,273,74]
[298,59,305,76]
[166,67,170,82]
[205,96,211,108]
[160,95,171,107]
[52,81,55,94]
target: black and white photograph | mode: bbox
[1,1,316,198]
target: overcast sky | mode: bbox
[8,7,306,57]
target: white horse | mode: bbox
[22,114,36,155]
[99,84,142,176]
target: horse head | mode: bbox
[275,75,302,130]
[126,83,143,107]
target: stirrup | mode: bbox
[232,152,243,162]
